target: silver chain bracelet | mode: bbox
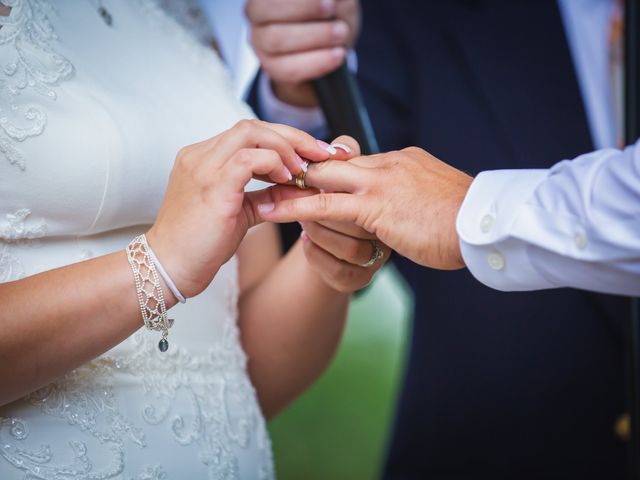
[126,234,174,352]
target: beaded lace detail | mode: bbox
[0,208,46,281]
[0,0,74,170]
[126,235,172,341]
[0,259,275,479]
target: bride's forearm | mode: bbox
[239,241,350,419]
[0,251,177,406]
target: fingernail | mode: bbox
[258,203,275,214]
[332,21,348,40]
[317,139,337,155]
[330,143,352,154]
[284,167,293,181]
[320,0,335,16]
[331,46,346,61]
[299,221,307,229]
[297,154,309,172]
[300,230,310,242]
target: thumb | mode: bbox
[247,186,365,226]
[243,184,317,228]
[324,135,361,161]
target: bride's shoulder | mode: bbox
[151,0,217,49]
[130,0,221,62]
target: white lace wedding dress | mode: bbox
[0,1,275,478]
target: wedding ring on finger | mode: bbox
[295,160,310,190]
[359,240,384,268]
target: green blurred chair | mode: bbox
[269,265,413,480]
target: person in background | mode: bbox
[245,0,630,478]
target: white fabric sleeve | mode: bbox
[456,141,640,296]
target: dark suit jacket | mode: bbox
[353,1,630,479]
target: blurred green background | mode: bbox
[269,265,413,480]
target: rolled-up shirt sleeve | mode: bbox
[456,141,640,296]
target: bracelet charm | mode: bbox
[126,234,174,352]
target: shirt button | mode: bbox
[487,252,505,271]
[574,233,587,250]
[614,412,630,441]
[480,214,495,233]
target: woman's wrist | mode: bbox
[145,227,200,300]
[156,273,179,309]
[144,230,178,304]
[145,240,186,304]
[125,234,179,352]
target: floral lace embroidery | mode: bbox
[0,415,165,480]
[0,244,22,281]
[0,208,46,281]
[131,465,167,480]
[0,258,275,479]
[0,0,74,170]
[0,207,47,242]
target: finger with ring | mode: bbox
[359,240,384,268]
[295,160,310,189]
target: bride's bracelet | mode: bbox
[146,243,186,304]
[126,234,175,353]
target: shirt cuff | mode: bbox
[256,72,327,138]
[456,169,557,291]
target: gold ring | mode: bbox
[359,240,384,268]
[295,160,310,190]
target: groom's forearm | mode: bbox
[238,241,349,419]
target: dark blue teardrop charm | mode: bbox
[158,338,169,352]
[98,7,113,26]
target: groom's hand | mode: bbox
[246,0,360,107]
[247,135,391,292]
[298,136,390,293]
[251,147,474,270]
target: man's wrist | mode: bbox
[256,72,327,138]
[271,80,319,108]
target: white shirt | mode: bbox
[558,0,618,150]
[458,0,640,296]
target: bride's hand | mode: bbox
[147,119,331,298]
[298,137,390,292]
[248,135,391,292]
[299,219,391,292]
